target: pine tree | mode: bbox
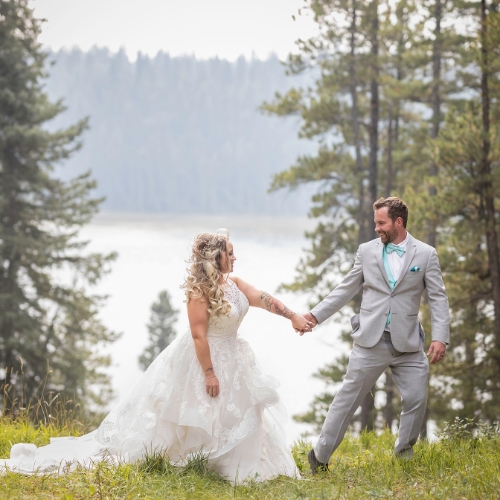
[138,291,178,371]
[0,0,118,416]
[413,0,500,423]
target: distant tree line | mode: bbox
[45,48,313,215]
[265,0,500,433]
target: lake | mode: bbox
[81,213,347,443]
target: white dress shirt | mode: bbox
[387,232,409,281]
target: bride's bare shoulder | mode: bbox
[228,275,240,286]
[228,275,249,289]
[228,275,258,296]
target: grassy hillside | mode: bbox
[1,417,499,499]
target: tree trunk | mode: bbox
[461,334,476,418]
[420,0,444,438]
[349,1,366,246]
[360,0,379,429]
[1,169,20,412]
[360,390,375,431]
[1,262,16,411]
[384,369,394,430]
[368,0,379,222]
[479,0,500,366]
[385,105,393,197]
[427,0,442,249]
[1,257,19,412]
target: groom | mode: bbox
[303,197,450,472]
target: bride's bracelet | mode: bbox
[205,375,216,380]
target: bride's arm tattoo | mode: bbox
[260,291,296,319]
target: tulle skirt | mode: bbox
[1,331,299,483]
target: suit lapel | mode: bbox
[375,240,391,288]
[393,234,417,291]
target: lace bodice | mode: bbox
[207,279,249,338]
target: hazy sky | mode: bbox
[30,0,316,60]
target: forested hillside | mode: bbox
[44,49,312,214]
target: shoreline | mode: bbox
[90,212,317,240]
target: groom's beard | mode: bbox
[378,227,398,243]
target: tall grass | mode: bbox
[1,413,499,499]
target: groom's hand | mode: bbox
[296,312,318,336]
[303,312,318,327]
[427,341,446,364]
[292,314,314,334]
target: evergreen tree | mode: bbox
[0,0,118,415]
[405,0,500,424]
[138,291,178,371]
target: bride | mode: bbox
[1,231,313,482]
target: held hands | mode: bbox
[294,312,318,336]
[303,312,318,328]
[427,341,446,364]
[292,313,316,335]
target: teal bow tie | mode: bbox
[385,243,405,257]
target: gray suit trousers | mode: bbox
[314,332,429,463]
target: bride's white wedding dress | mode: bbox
[1,279,299,483]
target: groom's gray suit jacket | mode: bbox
[310,234,450,352]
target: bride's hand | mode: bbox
[291,314,313,334]
[206,375,219,398]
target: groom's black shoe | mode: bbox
[308,449,328,474]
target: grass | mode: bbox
[1,416,499,499]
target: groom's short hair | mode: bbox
[373,197,408,227]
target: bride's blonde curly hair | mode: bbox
[182,231,231,317]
